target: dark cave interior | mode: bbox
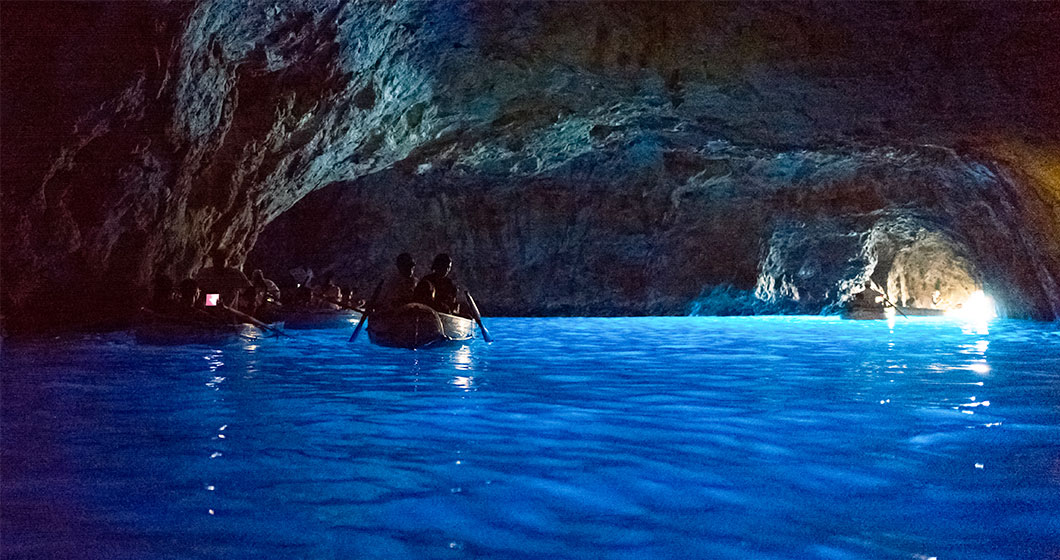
[3,1,1060,333]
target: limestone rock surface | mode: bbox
[3,1,1060,331]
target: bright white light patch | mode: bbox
[452,376,473,389]
[947,290,998,322]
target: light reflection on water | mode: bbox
[2,316,1059,559]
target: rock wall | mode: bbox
[3,1,1060,331]
[248,142,1060,318]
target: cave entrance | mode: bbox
[885,235,980,311]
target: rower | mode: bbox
[195,248,253,311]
[251,269,281,307]
[851,280,885,308]
[377,253,417,311]
[419,253,460,314]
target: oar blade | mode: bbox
[350,280,384,343]
[348,319,367,343]
[220,303,292,338]
[465,291,493,343]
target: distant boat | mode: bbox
[281,308,362,330]
[897,307,946,317]
[366,303,474,349]
[841,304,946,320]
[134,309,284,345]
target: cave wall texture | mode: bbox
[3,0,1060,331]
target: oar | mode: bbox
[219,303,293,338]
[464,291,493,343]
[349,280,383,343]
[872,284,909,319]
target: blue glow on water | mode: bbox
[3,317,1059,559]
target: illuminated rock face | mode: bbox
[249,143,1059,318]
[3,1,1060,331]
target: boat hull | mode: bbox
[282,308,362,330]
[841,306,946,320]
[366,304,474,349]
[134,313,283,345]
[899,307,946,317]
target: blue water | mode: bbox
[2,317,1059,560]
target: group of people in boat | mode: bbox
[148,248,467,325]
[377,252,464,316]
[149,249,286,324]
[848,280,951,312]
[286,271,362,311]
[148,249,349,323]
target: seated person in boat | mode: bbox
[170,278,239,325]
[850,281,886,308]
[317,272,343,309]
[251,269,281,307]
[176,278,201,310]
[377,252,417,311]
[164,279,217,324]
[343,287,366,311]
[150,273,176,312]
[419,253,460,315]
[195,248,253,310]
[250,269,282,320]
[412,279,436,307]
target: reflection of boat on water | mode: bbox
[367,303,474,349]
[134,311,284,345]
[841,304,946,320]
[281,308,362,330]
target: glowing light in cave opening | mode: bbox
[946,290,998,322]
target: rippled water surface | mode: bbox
[3,317,1059,559]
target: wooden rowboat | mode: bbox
[281,308,362,330]
[841,306,895,320]
[134,310,284,345]
[841,305,946,320]
[366,303,474,349]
